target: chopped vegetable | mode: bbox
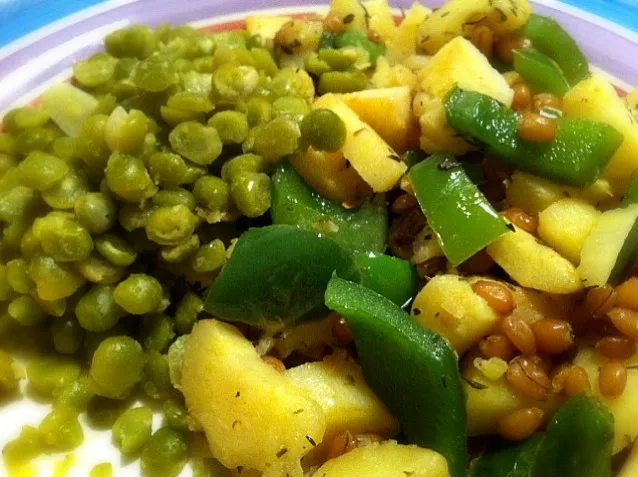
[513,49,570,97]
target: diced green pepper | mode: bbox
[513,49,570,96]
[355,253,419,307]
[445,88,623,186]
[271,162,387,255]
[408,154,509,266]
[205,225,360,330]
[469,434,543,477]
[325,276,466,477]
[622,170,638,207]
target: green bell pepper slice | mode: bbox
[334,31,386,65]
[445,88,623,186]
[271,162,387,256]
[520,14,589,86]
[325,276,467,477]
[622,170,638,207]
[355,253,419,308]
[469,434,543,477]
[513,49,570,96]
[408,153,509,266]
[205,225,360,330]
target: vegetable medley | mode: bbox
[2,0,638,475]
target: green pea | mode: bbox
[148,152,188,188]
[193,175,230,211]
[213,30,249,49]
[193,56,215,73]
[244,97,272,126]
[251,47,279,76]
[86,395,129,429]
[207,111,249,145]
[272,96,311,123]
[94,233,138,267]
[118,202,156,232]
[318,70,367,94]
[142,350,172,399]
[230,172,272,218]
[113,274,163,315]
[304,52,332,76]
[140,427,189,477]
[160,105,204,127]
[42,168,90,210]
[214,47,257,67]
[300,108,347,152]
[167,337,187,390]
[54,374,95,411]
[142,313,176,353]
[146,205,198,246]
[160,234,200,264]
[89,463,114,477]
[26,355,81,397]
[76,115,111,168]
[318,48,358,70]
[251,117,300,163]
[51,316,84,354]
[0,185,41,223]
[90,335,145,399]
[9,107,50,130]
[0,152,17,176]
[105,107,149,154]
[268,68,315,101]
[0,349,19,393]
[168,121,222,165]
[191,239,226,273]
[35,294,66,317]
[52,137,79,165]
[181,70,213,95]
[115,58,139,79]
[105,25,157,59]
[112,406,153,454]
[34,213,94,263]
[212,64,259,101]
[7,258,34,294]
[127,228,159,254]
[19,227,41,260]
[94,93,120,115]
[15,127,58,154]
[174,293,203,335]
[76,253,126,285]
[8,295,47,326]
[0,134,17,155]
[152,188,196,210]
[105,152,157,203]
[2,426,44,468]
[163,398,189,432]
[16,151,68,191]
[28,254,86,301]
[167,91,214,113]
[0,264,11,301]
[75,285,124,332]
[74,55,118,87]
[39,407,84,451]
[74,192,117,235]
[220,153,264,183]
[133,54,179,92]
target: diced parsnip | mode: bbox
[410,275,501,354]
[245,15,293,42]
[416,0,531,54]
[386,2,432,65]
[313,440,451,477]
[486,225,584,294]
[41,83,98,137]
[506,171,614,215]
[413,93,472,155]
[574,347,638,454]
[370,57,418,92]
[411,226,444,265]
[417,37,513,106]
[538,198,601,264]
[577,204,638,287]
[619,439,638,477]
[341,86,414,152]
[563,74,638,190]
[463,356,560,436]
[364,0,398,42]
[313,94,407,192]
[271,317,336,360]
[181,320,326,477]
[289,147,370,204]
[327,0,368,32]
[288,352,399,463]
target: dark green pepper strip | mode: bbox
[325,276,467,477]
[520,14,589,86]
[205,225,360,330]
[271,162,387,256]
[408,153,509,267]
[445,89,623,186]
[622,170,638,206]
[513,49,570,96]
[469,434,543,477]
[355,253,419,308]
[334,31,385,65]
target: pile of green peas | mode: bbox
[0,17,353,476]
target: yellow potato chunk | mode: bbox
[245,15,293,42]
[341,86,414,152]
[364,0,398,42]
[181,320,327,477]
[563,73,638,190]
[538,198,601,264]
[410,274,500,354]
[486,225,583,294]
[386,2,432,65]
[327,0,368,32]
[313,440,450,477]
[313,94,407,192]
[413,93,473,155]
[371,57,419,93]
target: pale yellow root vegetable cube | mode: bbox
[577,204,638,288]
[411,226,444,265]
[245,15,293,42]
[371,57,419,92]
[289,147,370,204]
[386,2,432,65]
[508,285,578,326]
[574,347,638,454]
[271,317,336,360]
[416,0,531,54]
[313,94,407,192]
[341,86,414,152]
[181,320,327,477]
[538,198,601,264]
[486,225,583,294]
[327,0,368,32]
[410,274,501,354]
[364,0,398,42]
[288,352,398,463]
[563,73,638,189]
[313,440,451,477]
